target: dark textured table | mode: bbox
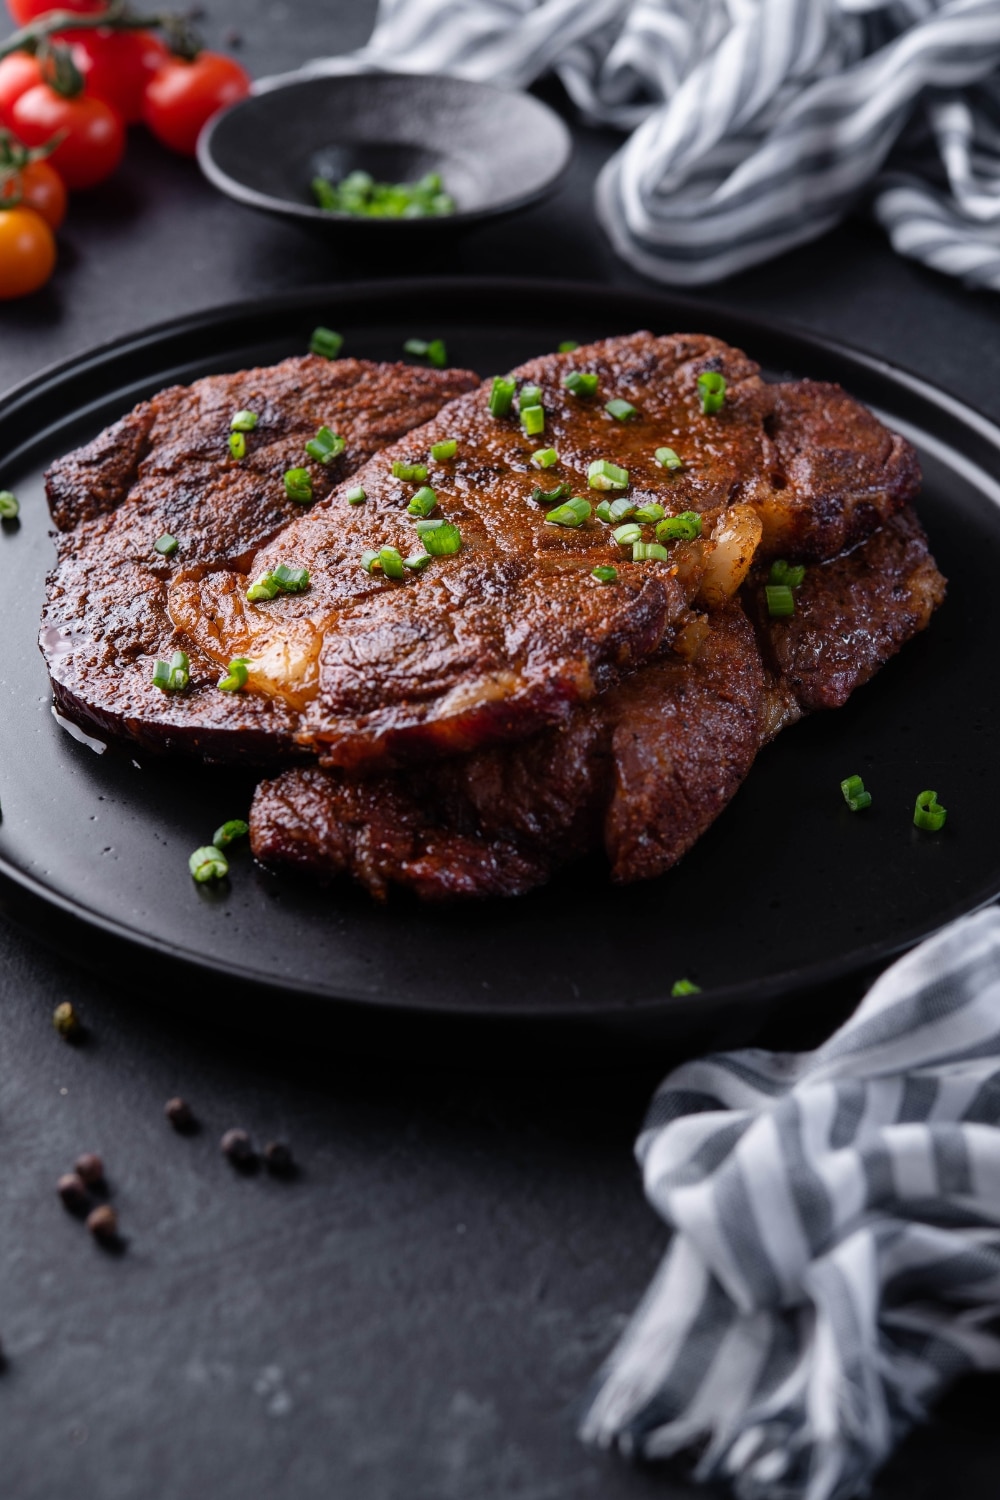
[3,4,1000,1496]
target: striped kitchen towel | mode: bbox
[260,0,1000,289]
[580,905,1000,1500]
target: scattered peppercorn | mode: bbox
[86,1205,119,1244]
[57,1172,89,1215]
[165,1097,197,1133]
[263,1141,295,1177]
[52,1001,81,1040]
[74,1153,105,1188]
[220,1128,256,1168]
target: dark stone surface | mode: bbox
[2,2,1000,1496]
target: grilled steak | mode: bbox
[249,508,945,900]
[41,356,480,760]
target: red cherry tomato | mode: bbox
[7,0,105,21]
[0,202,56,299]
[71,28,168,124]
[0,157,67,229]
[0,52,42,126]
[143,51,251,157]
[12,83,124,190]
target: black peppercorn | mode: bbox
[165,1097,196,1133]
[74,1153,104,1187]
[52,1001,81,1040]
[86,1204,118,1243]
[57,1172,89,1215]
[220,1128,256,1168]
[263,1141,295,1177]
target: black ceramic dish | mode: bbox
[197,75,573,237]
[0,279,998,1051]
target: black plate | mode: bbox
[1,279,998,1045]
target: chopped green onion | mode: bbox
[563,371,598,398]
[153,533,178,556]
[605,398,638,422]
[378,546,406,580]
[530,483,571,506]
[430,439,457,461]
[213,818,248,849]
[246,572,280,601]
[407,486,437,518]
[404,551,433,572]
[151,649,189,692]
[558,341,579,353]
[914,789,947,832]
[613,523,642,547]
[489,376,516,417]
[520,404,545,437]
[840,774,871,813]
[271,562,310,593]
[231,410,258,432]
[656,512,703,542]
[413,518,444,535]
[0,489,19,519]
[591,565,618,584]
[218,658,249,692]
[310,326,343,359]
[404,337,447,368]
[545,497,591,528]
[360,550,381,574]
[766,584,795,618]
[305,426,345,463]
[314,172,454,220]
[670,979,701,997]
[519,384,542,411]
[347,485,366,506]
[654,447,684,472]
[189,845,228,883]
[632,542,669,562]
[608,498,636,522]
[633,502,665,523]
[697,371,727,414]
[588,459,629,491]
[595,501,613,523]
[421,521,462,555]
[284,468,313,504]
[228,431,247,460]
[532,447,559,469]
[391,460,428,483]
[769,559,806,588]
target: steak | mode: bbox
[41,355,480,761]
[249,508,946,900]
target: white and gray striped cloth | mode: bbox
[261,0,1000,289]
[580,906,1000,1500]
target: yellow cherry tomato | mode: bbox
[0,203,56,299]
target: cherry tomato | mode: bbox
[0,158,67,229]
[71,28,168,124]
[12,83,124,190]
[0,203,56,298]
[7,0,105,22]
[143,51,251,157]
[0,52,42,126]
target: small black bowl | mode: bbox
[197,72,573,237]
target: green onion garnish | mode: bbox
[421,521,462,555]
[407,486,437,518]
[404,337,447,368]
[218,658,249,692]
[305,426,345,464]
[310,326,343,359]
[563,371,598,398]
[154,533,178,556]
[531,447,559,469]
[430,439,457,461]
[520,405,545,437]
[840,774,871,812]
[0,489,19,519]
[545,497,591,528]
[588,459,629,491]
[697,371,727,414]
[229,431,247,460]
[769,559,806,588]
[605,398,638,422]
[670,979,701,997]
[608,498,636,522]
[914,789,947,832]
[613,523,642,547]
[558,341,579,353]
[246,573,280,601]
[654,447,684,472]
[347,485,366,506]
[766,584,795,618]
[391,460,428,483]
[413,518,444,535]
[189,845,228,883]
[530,483,571,506]
[656,512,702,542]
[591,565,618,584]
[284,468,313,504]
[519,384,542,410]
[313,171,454,219]
[151,650,189,692]
[595,501,612,523]
[271,563,310,593]
[404,551,432,572]
[489,376,516,417]
[633,502,665,523]
[379,546,406,580]
[213,819,248,849]
[360,550,381,574]
[231,410,258,432]
[632,542,669,561]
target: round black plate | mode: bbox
[0,280,997,1042]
